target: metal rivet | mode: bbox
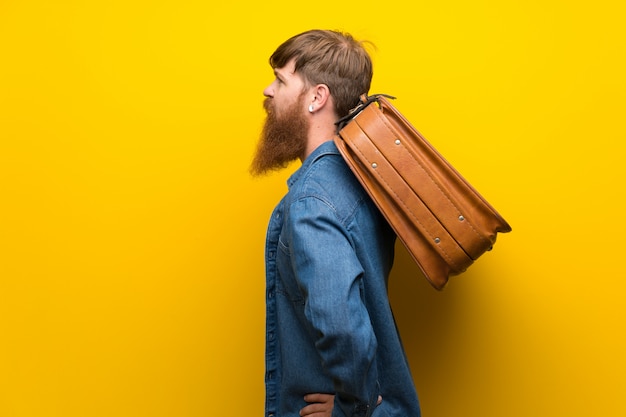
[395,139,401,145]
[458,215,465,221]
[434,237,441,244]
[371,162,378,168]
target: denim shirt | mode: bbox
[264,141,421,417]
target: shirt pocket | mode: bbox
[276,236,305,304]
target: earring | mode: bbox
[308,104,314,113]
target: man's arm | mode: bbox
[289,197,380,416]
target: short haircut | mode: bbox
[269,29,374,119]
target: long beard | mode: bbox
[250,94,309,176]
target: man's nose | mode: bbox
[263,84,274,98]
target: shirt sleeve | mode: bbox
[287,196,379,417]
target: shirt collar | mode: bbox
[287,140,338,189]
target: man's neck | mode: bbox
[300,113,337,161]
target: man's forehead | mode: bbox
[273,59,298,77]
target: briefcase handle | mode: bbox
[335,94,396,131]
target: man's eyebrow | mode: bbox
[273,68,287,82]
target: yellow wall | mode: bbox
[1,1,624,416]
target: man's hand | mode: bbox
[300,393,383,417]
[300,393,335,417]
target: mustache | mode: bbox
[263,98,273,113]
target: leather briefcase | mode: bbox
[334,94,511,290]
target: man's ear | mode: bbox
[309,84,332,113]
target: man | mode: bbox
[251,30,421,417]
